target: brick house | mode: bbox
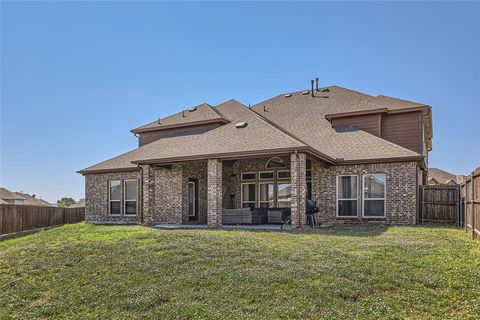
[78,82,433,228]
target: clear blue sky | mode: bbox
[1,1,479,203]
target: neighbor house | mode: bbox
[428,168,464,185]
[79,82,433,227]
[0,188,26,205]
[0,188,52,206]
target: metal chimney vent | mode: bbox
[235,122,248,128]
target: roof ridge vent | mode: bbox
[188,107,197,112]
[302,90,309,95]
[284,93,292,98]
[235,122,248,128]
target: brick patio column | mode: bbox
[207,159,223,227]
[290,152,307,228]
[141,164,155,225]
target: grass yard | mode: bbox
[0,223,479,319]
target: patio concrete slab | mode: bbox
[152,224,291,231]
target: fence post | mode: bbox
[420,186,424,224]
[464,182,468,232]
[471,173,475,240]
[455,185,462,227]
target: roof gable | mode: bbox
[132,103,228,133]
[132,100,308,163]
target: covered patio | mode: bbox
[140,152,323,229]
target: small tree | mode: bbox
[57,197,76,208]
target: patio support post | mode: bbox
[291,152,307,228]
[207,159,223,227]
[141,164,156,225]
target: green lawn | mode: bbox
[1,223,479,319]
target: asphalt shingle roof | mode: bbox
[0,188,26,200]
[79,85,428,173]
[132,103,228,132]
[250,86,421,161]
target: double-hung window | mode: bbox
[109,180,122,215]
[337,175,358,217]
[363,174,386,218]
[241,183,256,209]
[124,179,138,215]
[259,182,274,208]
[277,182,291,208]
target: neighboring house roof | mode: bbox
[0,187,26,201]
[79,85,429,174]
[70,198,85,208]
[15,192,52,206]
[428,168,460,185]
[132,103,229,133]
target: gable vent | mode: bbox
[235,122,248,128]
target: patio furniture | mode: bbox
[222,208,252,225]
[267,208,287,224]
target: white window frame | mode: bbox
[362,173,386,218]
[258,181,274,208]
[259,171,274,180]
[336,175,359,218]
[241,172,256,181]
[276,181,292,208]
[188,181,196,217]
[123,179,138,216]
[277,170,291,180]
[108,180,122,216]
[265,156,286,169]
[241,182,256,208]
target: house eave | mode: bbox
[132,146,336,166]
[335,155,425,166]
[77,167,140,175]
[324,106,428,121]
[131,118,230,134]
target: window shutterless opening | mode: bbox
[265,157,286,169]
[109,180,122,215]
[124,179,138,215]
[277,181,291,208]
[336,175,358,217]
[259,171,274,180]
[258,182,274,208]
[241,172,256,181]
[277,170,291,180]
[363,174,386,218]
[241,182,256,209]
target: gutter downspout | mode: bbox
[137,164,144,225]
[295,150,300,229]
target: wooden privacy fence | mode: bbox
[461,168,480,241]
[419,184,460,224]
[0,204,85,235]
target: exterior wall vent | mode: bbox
[235,122,248,128]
